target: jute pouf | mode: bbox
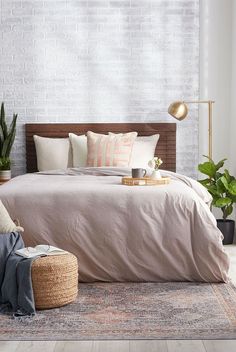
[31,253,78,310]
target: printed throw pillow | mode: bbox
[0,200,24,234]
[109,133,160,168]
[86,131,137,167]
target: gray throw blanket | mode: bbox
[0,232,36,318]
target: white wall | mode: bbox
[199,0,236,220]
[0,0,199,178]
[229,0,236,175]
[199,0,232,165]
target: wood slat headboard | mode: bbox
[25,123,176,173]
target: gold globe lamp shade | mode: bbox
[167,100,215,159]
[168,101,188,121]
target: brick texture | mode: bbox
[0,0,199,178]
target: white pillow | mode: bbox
[69,133,159,168]
[33,135,73,171]
[109,133,160,168]
[69,133,87,167]
[0,200,24,234]
[130,134,160,168]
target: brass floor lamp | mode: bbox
[168,100,215,159]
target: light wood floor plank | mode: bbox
[15,341,56,352]
[203,340,236,352]
[54,341,94,352]
[130,340,168,352]
[7,340,236,352]
[93,340,130,352]
[0,341,19,352]
[166,340,206,352]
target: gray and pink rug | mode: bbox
[1,282,236,340]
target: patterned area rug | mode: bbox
[1,282,236,340]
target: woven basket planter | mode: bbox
[31,253,78,310]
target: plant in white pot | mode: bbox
[148,157,163,179]
[198,156,236,244]
[0,102,18,183]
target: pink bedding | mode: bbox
[0,168,229,282]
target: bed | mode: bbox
[0,123,229,282]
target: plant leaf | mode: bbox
[230,195,236,203]
[224,169,231,183]
[215,172,223,180]
[216,178,225,194]
[198,161,216,178]
[0,103,8,140]
[0,128,3,156]
[228,180,236,196]
[211,196,219,207]
[206,184,221,196]
[225,204,234,218]
[0,157,11,170]
[220,175,229,190]
[1,135,12,158]
[215,197,232,208]
[198,178,211,186]
[202,155,214,163]
[215,158,227,171]
[5,113,17,157]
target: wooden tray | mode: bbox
[122,176,170,186]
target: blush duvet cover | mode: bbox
[0,168,229,282]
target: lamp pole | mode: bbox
[182,100,215,160]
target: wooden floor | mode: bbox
[1,245,236,352]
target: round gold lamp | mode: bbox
[167,100,215,159]
[168,101,188,121]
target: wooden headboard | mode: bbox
[25,123,176,173]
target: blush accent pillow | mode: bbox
[69,133,87,167]
[34,135,73,171]
[86,131,137,167]
[0,200,24,233]
[109,133,160,168]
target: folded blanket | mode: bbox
[0,232,36,318]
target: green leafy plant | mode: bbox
[0,102,18,170]
[0,157,11,170]
[198,156,236,220]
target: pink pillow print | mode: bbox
[87,131,138,167]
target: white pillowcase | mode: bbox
[69,133,159,168]
[33,135,73,171]
[69,133,87,167]
[130,134,160,168]
[0,200,24,234]
[109,133,160,168]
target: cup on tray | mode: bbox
[131,168,147,178]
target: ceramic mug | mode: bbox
[132,168,146,178]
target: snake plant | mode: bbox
[0,102,18,170]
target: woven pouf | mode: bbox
[31,253,78,310]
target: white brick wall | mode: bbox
[0,0,199,178]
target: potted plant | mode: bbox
[0,102,18,183]
[198,156,236,244]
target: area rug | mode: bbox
[1,282,236,340]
